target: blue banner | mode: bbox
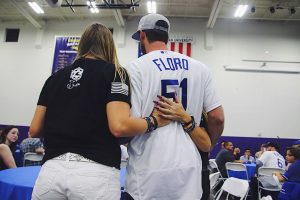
[52,36,80,74]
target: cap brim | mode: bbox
[132,31,140,41]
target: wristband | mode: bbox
[150,115,158,130]
[182,116,196,135]
[144,116,157,133]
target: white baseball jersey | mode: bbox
[125,50,221,200]
[258,151,285,169]
[258,151,285,188]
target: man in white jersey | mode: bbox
[254,142,285,199]
[257,142,285,170]
[124,13,224,200]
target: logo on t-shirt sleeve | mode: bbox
[67,67,84,89]
[111,82,129,96]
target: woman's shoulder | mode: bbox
[0,143,10,151]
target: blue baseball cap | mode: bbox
[293,140,300,145]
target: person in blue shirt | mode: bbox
[274,146,300,183]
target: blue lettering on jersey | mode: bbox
[152,58,189,71]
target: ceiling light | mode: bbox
[147,1,156,14]
[269,6,275,14]
[90,8,99,13]
[224,65,300,74]
[28,2,44,14]
[234,5,248,17]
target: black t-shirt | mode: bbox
[215,149,235,177]
[37,58,131,169]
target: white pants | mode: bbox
[32,156,120,200]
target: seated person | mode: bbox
[233,147,241,160]
[20,133,44,166]
[257,142,285,170]
[240,148,255,163]
[0,143,17,170]
[274,146,300,183]
[252,142,285,200]
[215,141,244,178]
[255,143,266,159]
[0,126,19,170]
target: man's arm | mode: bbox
[155,95,211,152]
[206,106,224,148]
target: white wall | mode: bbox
[0,17,299,138]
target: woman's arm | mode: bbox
[155,95,211,152]
[106,101,170,137]
[29,105,46,138]
[0,144,17,168]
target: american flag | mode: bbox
[168,42,192,57]
[111,82,129,96]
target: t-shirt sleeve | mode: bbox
[106,67,131,107]
[282,162,298,181]
[203,69,222,112]
[37,76,52,106]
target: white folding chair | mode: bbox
[23,152,44,166]
[209,171,222,198]
[257,167,285,200]
[215,177,249,200]
[272,174,282,189]
[210,172,221,190]
[209,159,225,180]
[226,162,249,180]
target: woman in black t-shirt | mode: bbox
[29,23,169,200]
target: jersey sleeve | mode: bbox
[125,61,142,118]
[106,67,131,107]
[203,69,222,112]
[258,151,270,165]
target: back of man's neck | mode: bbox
[146,42,168,53]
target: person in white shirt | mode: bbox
[240,148,255,163]
[252,142,285,199]
[257,142,285,170]
[124,13,224,200]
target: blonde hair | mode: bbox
[76,23,127,83]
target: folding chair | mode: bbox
[257,167,285,200]
[209,159,225,180]
[210,172,221,190]
[272,174,282,189]
[215,177,249,200]
[209,171,222,198]
[23,152,44,166]
[226,162,249,180]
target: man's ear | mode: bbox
[140,31,146,41]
